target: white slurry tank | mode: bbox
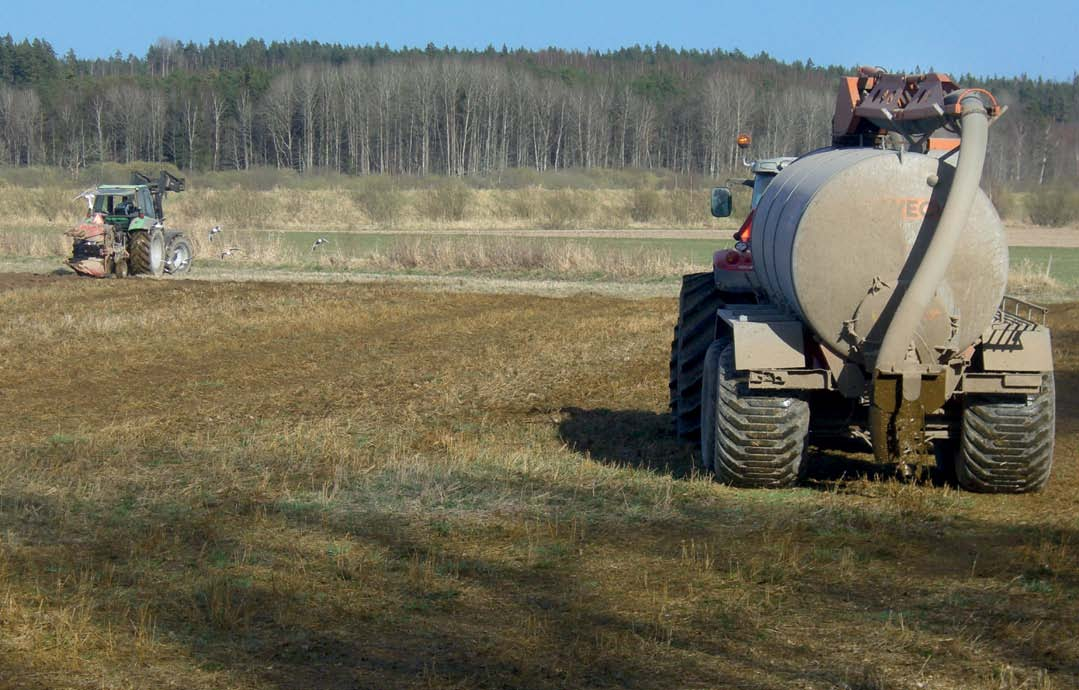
[751,146,1008,365]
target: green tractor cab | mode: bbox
[66,171,193,278]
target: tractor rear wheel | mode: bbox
[949,374,1055,493]
[130,229,165,276]
[703,342,810,488]
[669,272,723,440]
[164,233,193,274]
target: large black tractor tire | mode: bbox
[669,272,723,440]
[164,233,193,275]
[130,229,165,276]
[949,374,1055,493]
[702,342,810,488]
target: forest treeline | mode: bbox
[0,35,1077,186]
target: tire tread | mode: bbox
[955,374,1055,493]
[706,344,809,488]
[669,273,723,440]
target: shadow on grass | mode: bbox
[1055,369,1079,436]
[5,473,1079,690]
[0,488,792,690]
[557,406,696,478]
[4,363,1077,688]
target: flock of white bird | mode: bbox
[207,225,329,259]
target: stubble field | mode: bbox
[0,274,1077,689]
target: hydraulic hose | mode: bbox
[874,94,990,375]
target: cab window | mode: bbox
[138,189,155,217]
[750,174,775,209]
[93,194,137,215]
[93,195,116,214]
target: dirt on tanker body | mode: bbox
[0,278,1077,690]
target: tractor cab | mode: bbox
[708,149,798,287]
[746,157,797,209]
[90,185,158,231]
[708,130,797,218]
[710,156,799,220]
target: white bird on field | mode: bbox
[208,225,222,242]
[73,189,96,210]
[311,237,328,251]
[219,247,241,259]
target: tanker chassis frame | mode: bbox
[670,70,1055,493]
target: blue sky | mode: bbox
[6,0,1077,81]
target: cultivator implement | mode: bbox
[67,218,124,277]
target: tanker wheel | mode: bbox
[947,375,1055,493]
[114,258,129,278]
[164,234,193,274]
[669,272,722,440]
[703,342,810,488]
[130,229,165,276]
[698,337,729,472]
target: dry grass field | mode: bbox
[0,274,1076,689]
[0,178,734,234]
[2,227,1078,305]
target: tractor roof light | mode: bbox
[737,133,752,149]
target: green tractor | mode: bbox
[66,171,194,277]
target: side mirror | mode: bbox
[711,187,733,218]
